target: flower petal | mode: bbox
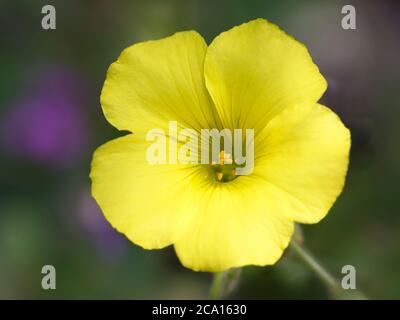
[204,18,327,132]
[101,31,220,133]
[90,134,206,249]
[174,177,294,272]
[254,103,351,224]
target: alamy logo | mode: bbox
[146,121,254,177]
[41,5,56,30]
[341,265,356,290]
[341,5,356,30]
[41,265,56,290]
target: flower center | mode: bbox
[210,151,239,183]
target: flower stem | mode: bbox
[209,268,241,300]
[290,240,367,299]
[290,240,341,294]
[209,271,226,300]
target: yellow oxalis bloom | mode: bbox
[90,19,351,272]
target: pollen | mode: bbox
[212,151,238,182]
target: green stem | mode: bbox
[290,240,341,294]
[209,271,226,300]
[209,268,241,299]
[290,240,367,299]
[209,241,367,299]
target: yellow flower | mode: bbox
[90,18,350,272]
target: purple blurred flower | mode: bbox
[1,65,89,167]
[77,189,127,262]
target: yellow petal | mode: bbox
[204,18,327,132]
[174,177,294,272]
[101,31,220,133]
[254,103,351,224]
[90,134,206,249]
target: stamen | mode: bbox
[219,150,225,165]
[211,150,238,183]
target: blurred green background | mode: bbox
[0,0,399,299]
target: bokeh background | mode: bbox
[0,0,399,299]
